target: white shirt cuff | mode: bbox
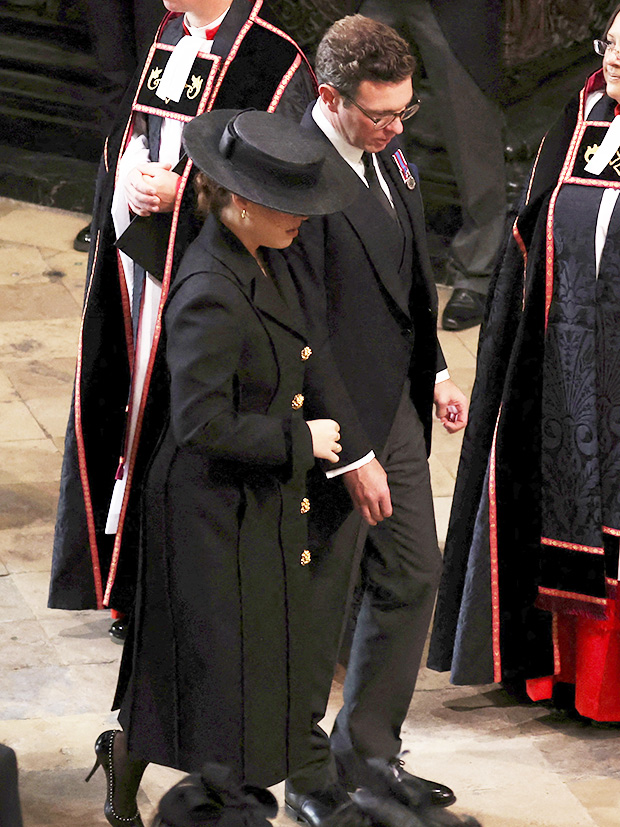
[325,450,375,479]
[435,369,450,384]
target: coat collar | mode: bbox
[193,215,306,342]
[160,0,255,54]
[211,0,256,59]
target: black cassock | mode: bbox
[428,73,620,689]
[49,0,316,613]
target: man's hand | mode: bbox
[434,378,468,433]
[343,458,392,526]
[125,162,180,216]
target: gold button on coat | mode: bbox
[291,393,304,410]
[301,549,311,566]
[301,346,312,361]
[300,498,310,514]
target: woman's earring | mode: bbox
[241,209,247,220]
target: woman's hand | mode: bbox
[307,419,342,462]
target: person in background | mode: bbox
[282,15,468,826]
[356,0,507,330]
[84,107,354,827]
[72,3,166,639]
[49,0,316,635]
[428,2,620,724]
[74,1,165,253]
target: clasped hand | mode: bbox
[307,419,341,463]
[125,162,180,216]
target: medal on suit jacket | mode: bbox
[392,148,416,189]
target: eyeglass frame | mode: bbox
[340,91,420,129]
[594,38,620,57]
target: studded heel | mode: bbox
[85,730,145,827]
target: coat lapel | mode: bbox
[194,218,306,343]
[211,0,254,60]
[341,181,411,319]
[379,145,436,312]
[255,249,307,342]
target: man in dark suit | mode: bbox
[283,15,469,826]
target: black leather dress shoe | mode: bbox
[284,780,350,827]
[368,757,456,809]
[109,618,128,643]
[441,288,486,331]
[74,223,92,253]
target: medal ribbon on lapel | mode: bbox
[392,148,416,189]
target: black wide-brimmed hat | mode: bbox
[182,108,356,215]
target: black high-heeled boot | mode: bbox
[85,730,145,827]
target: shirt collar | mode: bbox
[183,6,230,39]
[585,67,606,97]
[312,99,365,170]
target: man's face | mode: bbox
[330,77,414,153]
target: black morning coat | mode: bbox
[283,109,446,539]
[116,216,315,785]
[49,0,316,613]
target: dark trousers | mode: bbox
[0,745,23,827]
[359,0,506,293]
[291,390,442,790]
[85,0,164,131]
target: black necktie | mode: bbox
[363,152,395,219]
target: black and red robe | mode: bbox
[49,0,316,612]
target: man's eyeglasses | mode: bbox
[341,92,420,129]
[594,38,620,57]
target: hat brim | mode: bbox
[182,109,358,216]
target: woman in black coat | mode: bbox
[85,109,356,827]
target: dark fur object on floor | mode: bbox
[153,763,277,827]
[331,791,482,827]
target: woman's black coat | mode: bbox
[116,217,315,786]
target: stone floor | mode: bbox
[0,198,618,827]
